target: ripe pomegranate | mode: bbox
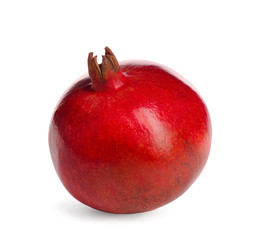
[49,47,211,214]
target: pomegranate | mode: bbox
[49,47,212,213]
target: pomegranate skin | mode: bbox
[49,56,211,214]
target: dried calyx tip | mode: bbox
[104,46,115,56]
[88,47,119,77]
[87,47,120,91]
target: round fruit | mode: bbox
[49,47,212,213]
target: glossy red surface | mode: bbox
[49,61,211,213]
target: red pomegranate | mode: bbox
[49,47,212,213]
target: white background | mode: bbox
[1,0,261,239]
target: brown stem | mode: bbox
[88,47,120,91]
